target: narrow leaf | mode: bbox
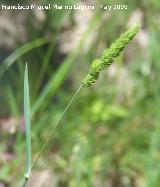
[24,63,31,179]
[0,38,48,78]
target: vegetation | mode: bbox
[0,0,159,187]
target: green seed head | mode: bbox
[83,23,141,87]
[83,58,102,86]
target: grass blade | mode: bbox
[24,63,31,179]
[0,38,48,78]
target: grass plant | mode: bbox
[22,24,141,187]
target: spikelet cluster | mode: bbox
[83,24,141,87]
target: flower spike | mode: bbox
[83,23,141,87]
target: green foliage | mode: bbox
[0,1,159,186]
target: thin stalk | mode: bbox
[31,84,83,171]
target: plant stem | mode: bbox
[31,84,83,171]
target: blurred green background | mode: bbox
[0,0,160,186]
